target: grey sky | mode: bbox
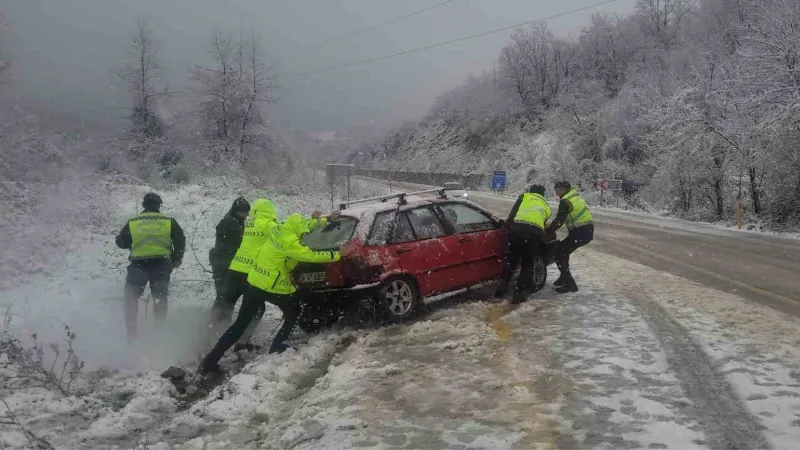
[0,0,636,132]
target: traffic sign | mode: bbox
[598,179,622,191]
[491,170,507,190]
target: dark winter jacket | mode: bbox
[545,199,572,235]
[115,208,186,264]
[208,207,247,272]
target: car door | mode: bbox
[386,206,465,296]
[437,202,506,284]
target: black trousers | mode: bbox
[124,259,172,337]
[496,227,545,301]
[555,224,594,284]
[210,270,249,325]
[202,286,298,369]
[211,266,226,300]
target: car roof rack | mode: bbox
[339,187,448,210]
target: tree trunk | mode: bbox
[748,166,762,214]
[714,177,724,220]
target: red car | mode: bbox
[293,189,552,332]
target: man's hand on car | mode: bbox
[311,211,323,219]
[328,210,341,221]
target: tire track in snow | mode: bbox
[632,298,771,449]
[541,281,707,449]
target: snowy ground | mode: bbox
[2,178,800,449]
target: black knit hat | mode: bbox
[142,192,163,210]
[554,181,571,190]
[231,197,250,214]
[528,184,546,195]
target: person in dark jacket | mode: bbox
[116,192,186,339]
[546,181,594,294]
[493,184,551,304]
[209,197,250,298]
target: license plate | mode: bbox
[298,272,326,284]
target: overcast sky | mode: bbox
[0,0,636,132]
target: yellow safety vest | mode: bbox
[229,217,277,274]
[229,199,278,274]
[563,189,593,230]
[513,193,551,230]
[247,214,340,295]
[128,212,172,260]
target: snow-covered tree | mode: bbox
[191,30,276,164]
[114,18,166,141]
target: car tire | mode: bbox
[531,255,548,293]
[375,277,422,323]
[297,302,339,334]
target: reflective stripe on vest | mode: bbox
[513,193,551,229]
[229,217,272,274]
[129,212,172,260]
[563,189,593,230]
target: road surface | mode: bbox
[369,178,800,317]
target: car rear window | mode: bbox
[301,217,357,251]
[444,182,464,190]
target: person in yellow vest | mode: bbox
[207,198,277,349]
[207,198,338,351]
[546,181,594,294]
[200,213,340,374]
[494,184,551,304]
[115,193,186,339]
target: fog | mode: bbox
[0,0,635,132]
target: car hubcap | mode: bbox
[386,280,414,315]
[533,257,546,286]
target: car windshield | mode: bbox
[301,217,358,251]
[444,182,464,190]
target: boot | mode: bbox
[494,280,509,300]
[553,274,567,286]
[269,342,290,354]
[510,291,528,304]
[199,361,223,375]
[555,280,578,294]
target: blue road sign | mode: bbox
[491,170,506,190]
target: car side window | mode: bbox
[406,207,446,240]
[391,213,416,243]
[439,203,498,233]
[366,211,417,245]
[367,211,394,246]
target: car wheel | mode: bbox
[376,277,421,323]
[297,302,339,334]
[531,255,548,293]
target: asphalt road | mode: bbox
[363,178,800,316]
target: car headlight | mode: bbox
[463,192,469,198]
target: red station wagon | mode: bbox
[293,188,554,332]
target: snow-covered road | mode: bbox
[3,179,800,449]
